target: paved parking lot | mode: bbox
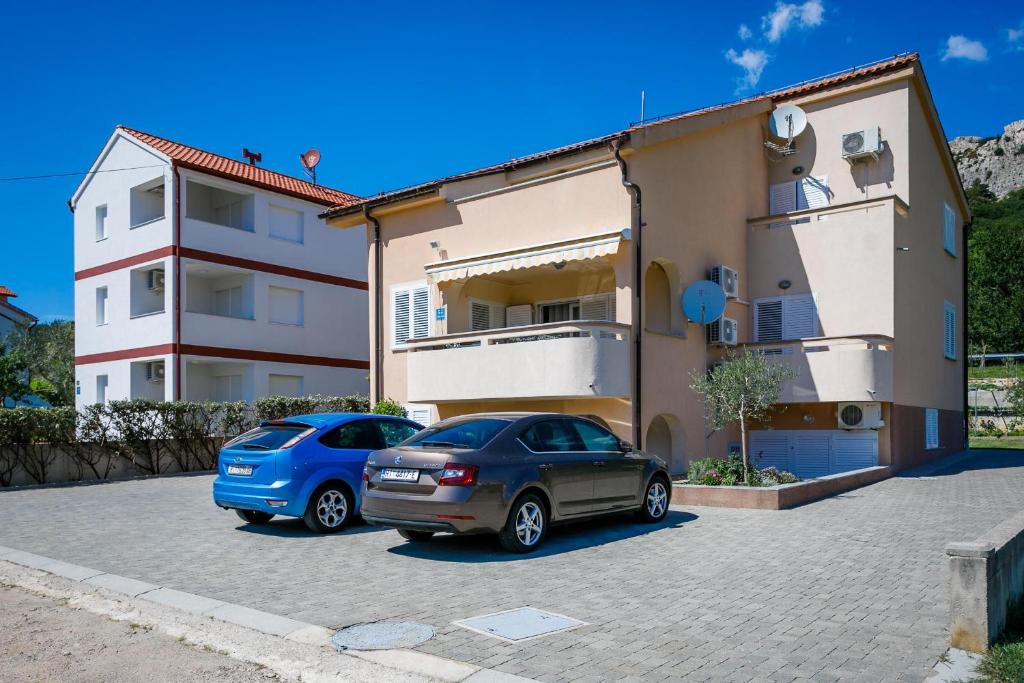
[1,450,1022,682]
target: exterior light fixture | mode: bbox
[778,279,792,290]
[553,261,567,270]
[792,166,804,175]
[802,413,815,424]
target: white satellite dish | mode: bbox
[768,104,807,142]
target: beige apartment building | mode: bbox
[323,53,967,477]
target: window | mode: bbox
[944,203,957,256]
[268,374,303,397]
[379,421,419,447]
[519,419,584,452]
[95,205,108,241]
[214,375,242,402]
[392,283,430,347]
[470,300,506,331]
[185,180,254,232]
[753,293,818,341]
[95,287,108,325]
[96,375,108,405]
[944,301,957,360]
[925,408,939,450]
[404,418,510,450]
[269,286,304,326]
[269,205,304,243]
[769,176,830,214]
[129,178,165,227]
[228,424,310,451]
[214,286,243,318]
[536,294,615,324]
[572,419,622,452]
[319,421,384,450]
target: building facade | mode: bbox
[0,285,36,341]
[72,127,370,408]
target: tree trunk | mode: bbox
[739,410,749,484]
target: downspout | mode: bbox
[173,163,182,401]
[962,217,969,448]
[609,137,643,449]
[364,208,384,405]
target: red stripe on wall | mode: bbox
[75,343,369,370]
[75,247,368,291]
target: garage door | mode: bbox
[748,430,878,479]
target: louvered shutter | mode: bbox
[797,176,829,210]
[944,301,956,360]
[392,289,410,346]
[411,286,430,340]
[944,203,957,256]
[754,298,783,342]
[769,182,797,215]
[925,408,939,449]
[506,305,533,327]
[580,294,614,321]
[471,302,491,331]
[783,294,818,339]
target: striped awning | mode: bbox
[425,229,630,284]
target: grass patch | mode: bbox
[970,436,1024,450]
[975,603,1024,683]
[969,366,1020,380]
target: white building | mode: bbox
[0,285,37,340]
[71,127,369,408]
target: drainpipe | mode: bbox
[962,217,969,449]
[364,208,384,405]
[173,163,182,401]
[609,137,643,449]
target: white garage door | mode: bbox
[748,430,878,479]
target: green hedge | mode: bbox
[0,394,372,486]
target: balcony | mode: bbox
[744,335,894,403]
[406,322,631,403]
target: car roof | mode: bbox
[271,413,416,429]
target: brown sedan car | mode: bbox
[360,413,671,553]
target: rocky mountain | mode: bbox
[950,119,1024,198]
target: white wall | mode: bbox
[75,353,174,409]
[182,357,366,401]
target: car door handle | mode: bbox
[538,464,552,470]
[592,461,606,467]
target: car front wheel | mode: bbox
[235,509,274,525]
[303,484,353,533]
[498,494,547,553]
[637,476,670,523]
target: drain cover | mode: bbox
[332,622,435,651]
[453,607,585,642]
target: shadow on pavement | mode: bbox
[383,510,697,562]
[897,449,1024,480]
[232,515,386,538]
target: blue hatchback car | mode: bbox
[212,413,423,533]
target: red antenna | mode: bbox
[300,149,321,185]
[242,148,262,166]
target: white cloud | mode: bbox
[762,0,824,43]
[942,35,989,62]
[1008,25,1023,50]
[726,48,769,90]
[738,23,753,40]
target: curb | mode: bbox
[0,544,535,683]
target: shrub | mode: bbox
[758,467,800,485]
[371,398,407,417]
[686,455,799,487]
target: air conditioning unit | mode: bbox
[147,269,165,291]
[841,127,883,162]
[709,265,739,299]
[837,402,884,430]
[145,361,165,383]
[707,317,738,346]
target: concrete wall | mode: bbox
[947,509,1024,652]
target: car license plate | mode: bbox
[381,468,419,482]
[227,464,253,476]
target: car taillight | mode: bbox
[280,427,317,450]
[438,463,478,486]
[362,467,370,482]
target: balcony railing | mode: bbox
[742,335,894,403]
[406,321,631,403]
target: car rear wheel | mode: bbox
[303,484,353,534]
[235,509,274,525]
[636,476,670,523]
[398,529,435,543]
[498,493,547,553]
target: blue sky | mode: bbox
[1,0,1020,321]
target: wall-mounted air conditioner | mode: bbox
[841,127,883,162]
[709,265,739,299]
[146,361,165,383]
[147,269,166,291]
[837,401,884,429]
[707,317,738,346]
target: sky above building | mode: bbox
[1,0,1020,321]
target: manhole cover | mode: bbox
[331,622,435,651]
[453,607,585,642]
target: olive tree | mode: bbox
[690,350,798,483]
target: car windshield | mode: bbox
[401,418,510,450]
[225,425,310,451]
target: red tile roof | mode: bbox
[118,126,361,207]
[323,53,920,218]
[0,285,16,298]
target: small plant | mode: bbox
[994,147,1005,157]
[371,398,407,417]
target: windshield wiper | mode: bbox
[419,440,457,448]
[240,444,271,450]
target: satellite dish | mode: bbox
[767,104,807,141]
[681,280,727,325]
[301,149,321,170]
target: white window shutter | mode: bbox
[580,294,614,321]
[783,293,818,339]
[411,286,430,340]
[925,408,939,449]
[506,305,533,327]
[944,203,957,256]
[797,176,830,210]
[944,301,956,360]
[392,289,410,346]
[753,298,783,342]
[769,182,797,215]
[471,301,490,331]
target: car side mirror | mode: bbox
[618,440,633,453]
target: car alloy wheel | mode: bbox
[515,501,544,547]
[316,489,348,528]
[646,481,668,518]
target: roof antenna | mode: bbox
[242,148,262,166]
[640,90,646,124]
